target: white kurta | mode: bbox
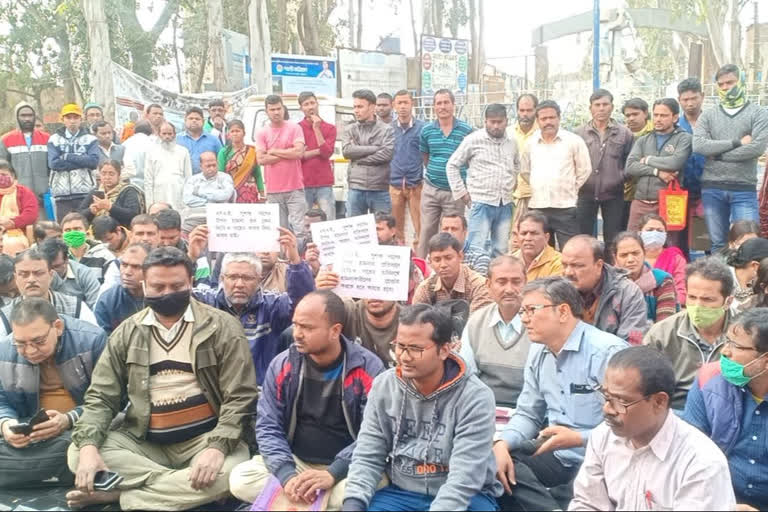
[144,143,193,211]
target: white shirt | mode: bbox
[145,142,193,210]
[122,133,152,189]
[569,412,736,511]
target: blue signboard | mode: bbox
[271,55,337,97]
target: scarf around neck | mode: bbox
[718,72,747,110]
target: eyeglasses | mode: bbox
[12,327,52,351]
[593,384,649,414]
[519,304,558,318]
[223,274,258,283]
[390,341,436,359]
[724,337,758,352]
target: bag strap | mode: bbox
[0,309,10,335]
[75,297,82,318]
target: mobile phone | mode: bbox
[93,191,106,199]
[28,408,49,427]
[93,471,123,491]
[8,409,48,436]
[518,434,552,456]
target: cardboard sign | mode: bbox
[310,214,377,263]
[333,244,411,301]
[206,203,280,252]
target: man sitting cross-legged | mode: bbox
[65,247,258,510]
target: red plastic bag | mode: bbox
[659,180,688,231]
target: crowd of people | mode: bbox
[0,62,765,512]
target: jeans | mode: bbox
[0,433,73,488]
[347,189,392,217]
[467,201,513,258]
[268,189,307,235]
[701,188,759,251]
[305,186,336,220]
[576,195,625,249]
[531,207,579,251]
[417,181,466,258]
[496,450,578,512]
[390,183,423,247]
[369,485,499,511]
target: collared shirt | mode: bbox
[97,143,125,165]
[446,129,519,206]
[140,304,195,340]
[459,309,523,375]
[255,121,305,193]
[391,116,426,187]
[176,132,223,174]
[182,172,235,208]
[523,128,592,209]
[463,240,491,276]
[419,117,473,190]
[298,118,336,188]
[570,412,736,511]
[509,121,538,199]
[512,245,563,282]
[412,263,493,313]
[500,321,627,466]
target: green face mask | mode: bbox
[720,354,767,387]
[686,304,726,329]
[62,230,87,249]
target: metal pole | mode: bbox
[593,0,600,90]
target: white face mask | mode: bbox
[640,230,666,249]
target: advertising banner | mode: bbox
[271,54,337,98]
[421,35,470,103]
[338,48,407,98]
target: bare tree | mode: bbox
[248,0,272,92]
[207,0,228,90]
[409,0,418,53]
[356,0,363,48]
[114,0,181,79]
[82,0,115,120]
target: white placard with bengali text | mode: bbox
[206,203,280,253]
[333,244,411,301]
[310,214,378,263]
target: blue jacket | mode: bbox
[0,315,107,427]
[47,126,100,197]
[257,336,385,485]
[678,114,705,198]
[93,285,145,335]
[192,261,315,385]
[390,118,426,187]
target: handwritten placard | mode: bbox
[206,203,280,252]
[310,214,377,263]
[333,244,411,301]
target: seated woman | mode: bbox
[218,119,264,203]
[0,159,39,248]
[726,237,768,314]
[717,219,761,262]
[78,160,145,228]
[638,213,687,305]
[750,257,768,308]
[612,231,678,323]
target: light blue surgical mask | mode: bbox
[640,230,666,249]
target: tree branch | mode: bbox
[149,0,181,41]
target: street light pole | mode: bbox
[593,0,600,90]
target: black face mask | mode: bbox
[144,289,191,317]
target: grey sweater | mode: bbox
[626,128,692,201]
[342,354,502,511]
[692,102,768,190]
[341,119,395,191]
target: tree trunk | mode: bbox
[276,0,288,52]
[348,0,355,47]
[248,0,272,92]
[207,0,228,91]
[409,0,418,54]
[55,12,78,103]
[356,0,363,48]
[82,0,115,122]
[469,0,478,82]
[432,0,444,37]
[298,0,322,55]
[173,11,184,92]
[115,0,180,79]
[477,0,485,80]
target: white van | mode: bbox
[241,94,355,218]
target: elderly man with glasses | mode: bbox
[0,298,107,488]
[492,276,627,511]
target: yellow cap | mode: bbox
[60,103,83,118]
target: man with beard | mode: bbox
[376,93,394,124]
[458,256,530,408]
[375,211,400,245]
[447,104,519,257]
[493,277,626,511]
[93,243,149,335]
[508,94,538,243]
[315,268,400,367]
[0,102,50,205]
[145,121,192,212]
[570,346,734,511]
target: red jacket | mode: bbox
[5,184,40,229]
[299,118,337,188]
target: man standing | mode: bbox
[511,211,563,281]
[145,121,192,211]
[65,247,257,510]
[343,304,502,511]
[693,64,768,251]
[176,107,223,175]
[92,121,125,166]
[524,100,591,249]
[0,299,106,488]
[575,89,634,248]
[621,98,653,228]
[144,103,165,140]
[298,91,337,221]
[678,78,707,253]
[626,98,692,231]
[570,346,735,511]
[47,104,100,221]
[203,99,227,146]
[229,291,384,508]
[447,103,519,257]
[255,95,307,234]
[494,277,627,511]
[417,89,473,258]
[459,255,531,408]
[0,102,50,205]
[342,89,395,217]
[121,120,154,189]
[93,243,149,335]
[508,94,539,232]
[390,90,425,247]
[376,93,394,124]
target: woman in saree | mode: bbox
[217,119,264,203]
